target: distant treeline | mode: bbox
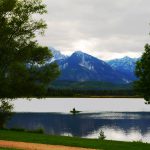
[47,88,139,97]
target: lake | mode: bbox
[6,98,150,143]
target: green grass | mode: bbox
[0,130,150,150]
[0,148,20,150]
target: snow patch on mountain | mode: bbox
[79,62,95,71]
[49,47,68,62]
[60,63,68,69]
[73,51,95,71]
[108,56,138,72]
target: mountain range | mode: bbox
[107,57,139,81]
[49,47,139,85]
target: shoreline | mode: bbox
[6,96,142,99]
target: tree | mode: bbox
[0,99,13,128]
[135,44,150,103]
[0,0,60,127]
[0,0,60,98]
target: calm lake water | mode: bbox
[6,98,150,143]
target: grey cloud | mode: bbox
[37,0,150,59]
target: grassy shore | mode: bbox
[0,130,150,150]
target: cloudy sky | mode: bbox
[37,0,150,60]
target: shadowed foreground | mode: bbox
[0,130,150,150]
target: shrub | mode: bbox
[99,130,106,140]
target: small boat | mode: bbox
[70,108,81,115]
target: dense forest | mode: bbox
[47,88,137,97]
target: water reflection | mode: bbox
[6,112,150,143]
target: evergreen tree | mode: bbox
[135,44,150,103]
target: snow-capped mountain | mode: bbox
[107,56,139,81]
[49,47,67,62]
[56,51,130,83]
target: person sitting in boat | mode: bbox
[72,108,76,113]
[70,108,81,114]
